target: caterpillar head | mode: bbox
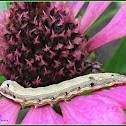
[0,80,17,92]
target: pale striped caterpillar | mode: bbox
[0,73,126,108]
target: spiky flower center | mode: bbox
[1,2,87,88]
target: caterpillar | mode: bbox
[0,73,126,108]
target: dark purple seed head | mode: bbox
[1,2,87,88]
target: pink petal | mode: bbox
[21,105,64,124]
[0,98,21,124]
[0,9,10,25]
[0,11,2,20]
[94,85,126,109]
[68,2,85,17]
[87,3,126,52]
[80,2,111,33]
[0,9,10,62]
[59,95,126,124]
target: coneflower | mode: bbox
[0,1,126,125]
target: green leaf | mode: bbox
[75,6,83,18]
[0,76,6,82]
[6,2,10,9]
[123,109,126,115]
[103,36,126,74]
[0,96,4,99]
[0,2,8,12]
[16,107,30,124]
